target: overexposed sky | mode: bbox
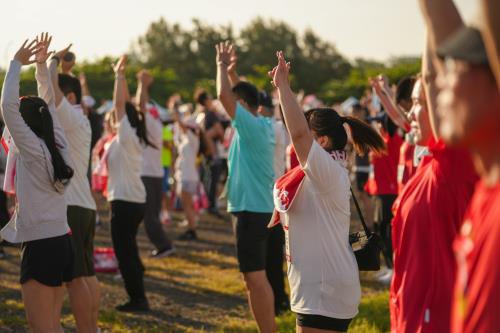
[1,0,477,68]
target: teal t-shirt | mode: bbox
[227,103,275,213]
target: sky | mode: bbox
[0,0,478,68]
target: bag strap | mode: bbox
[350,187,370,236]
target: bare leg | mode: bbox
[180,191,197,230]
[85,276,101,332]
[242,270,276,333]
[297,325,341,333]
[21,279,57,333]
[53,286,66,333]
[66,278,93,332]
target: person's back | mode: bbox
[227,103,275,212]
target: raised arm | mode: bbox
[49,44,73,107]
[481,0,500,90]
[227,46,241,87]
[216,42,237,118]
[370,76,411,132]
[269,51,313,166]
[135,69,153,113]
[34,33,56,110]
[112,55,128,121]
[1,39,45,157]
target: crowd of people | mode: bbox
[0,0,499,332]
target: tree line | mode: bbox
[0,17,421,106]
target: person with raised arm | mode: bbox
[417,1,500,331]
[1,36,75,333]
[136,70,175,257]
[389,1,479,330]
[268,51,386,333]
[216,41,276,333]
[35,38,100,333]
[107,55,152,312]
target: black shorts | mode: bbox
[67,206,96,277]
[232,211,273,273]
[20,234,74,287]
[296,313,352,332]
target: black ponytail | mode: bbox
[343,116,386,156]
[305,108,386,157]
[19,96,74,184]
[39,106,74,183]
[125,102,156,148]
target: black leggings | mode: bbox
[266,226,288,309]
[376,194,397,269]
[110,200,146,302]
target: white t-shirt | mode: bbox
[107,116,146,203]
[273,120,287,180]
[280,141,361,319]
[56,98,96,210]
[141,112,163,178]
[174,125,200,182]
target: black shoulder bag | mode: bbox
[349,188,383,271]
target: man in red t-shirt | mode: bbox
[436,25,500,333]
[390,63,478,332]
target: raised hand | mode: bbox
[113,55,127,75]
[53,44,72,62]
[227,46,238,74]
[137,69,154,87]
[215,41,233,66]
[34,32,53,64]
[14,38,43,66]
[269,51,291,89]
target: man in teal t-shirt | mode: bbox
[216,41,276,331]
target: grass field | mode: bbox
[0,198,389,333]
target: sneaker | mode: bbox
[115,299,150,313]
[178,229,197,241]
[150,247,176,258]
[178,219,189,228]
[374,267,389,279]
[377,269,393,285]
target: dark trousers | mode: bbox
[266,225,288,309]
[142,176,172,251]
[110,200,146,301]
[376,194,397,269]
[203,159,223,210]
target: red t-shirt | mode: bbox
[397,141,416,193]
[390,142,478,333]
[365,132,403,195]
[452,180,500,333]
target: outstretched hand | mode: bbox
[113,55,127,75]
[14,38,43,66]
[53,44,72,62]
[269,51,291,89]
[227,46,238,74]
[34,32,53,64]
[137,69,154,87]
[215,41,233,66]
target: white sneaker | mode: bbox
[377,269,393,285]
[374,267,389,279]
[178,219,189,228]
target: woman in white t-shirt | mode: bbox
[268,52,386,332]
[107,55,155,312]
[170,97,201,240]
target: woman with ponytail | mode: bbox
[268,51,385,333]
[0,37,74,333]
[105,55,150,312]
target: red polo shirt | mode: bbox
[390,141,478,333]
[452,180,500,333]
[365,132,403,196]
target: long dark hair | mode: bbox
[305,108,386,156]
[125,102,156,148]
[19,96,74,183]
